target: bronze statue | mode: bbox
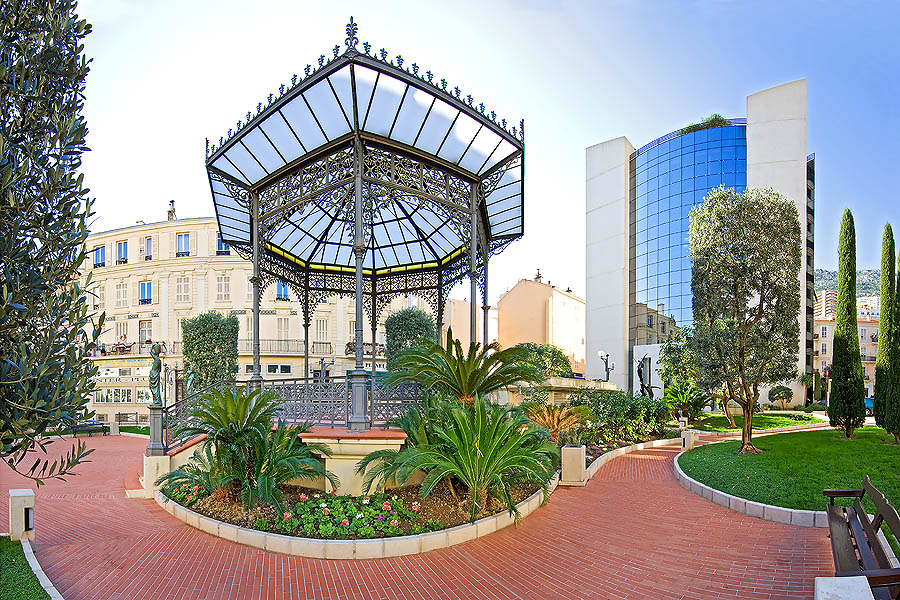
[149,342,162,406]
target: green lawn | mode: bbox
[0,536,49,600]
[690,412,823,432]
[678,426,900,511]
[119,425,149,435]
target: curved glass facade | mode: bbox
[629,124,747,346]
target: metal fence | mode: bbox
[157,375,421,451]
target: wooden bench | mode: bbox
[71,421,109,437]
[824,476,900,600]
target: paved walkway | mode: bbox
[0,435,833,600]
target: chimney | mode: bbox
[167,200,176,221]
[534,269,542,283]
[658,303,665,314]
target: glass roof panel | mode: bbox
[211,155,250,184]
[412,99,457,155]
[239,127,284,174]
[328,67,355,127]
[353,64,378,123]
[437,113,480,164]
[302,78,351,140]
[389,88,432,146]
[280,89,328,151]
[459,126,501,174]
[223,142,268,182]
[363,75,406,136]
[259,113,305,165]
[480,138,516,174]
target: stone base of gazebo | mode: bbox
[297,426,407,496]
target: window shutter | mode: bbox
[153,279,159,305]
[172,233,177,256]
[152,235,159,258]
[107,242,113,264]
[190,231,198,256]
[132,280,138,305]
[138,240,145,258]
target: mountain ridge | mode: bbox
[814,268,881,297]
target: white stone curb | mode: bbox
[155,471,561,559]
[20,538,65,600]
[690,420,827,437]
[673,447,828,528]
[120,432,150,439]
[586,437,682,479]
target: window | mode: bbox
[176,276,190,302]
[266,364,291,374]
[245,364,254,374]
[821,326,827,338]
[217,233,230,256]
[822,342,827,354]
[93,245,106,267]
[277,317,289,340]
[144,236,153,260]
[139,280,152,305]
[115,282,127,307]
[348,320,355,339]
[315,318,328,342]
[276,280,290,301]
[94,388,132,403]
[135,389,153,404]
[647,315,653,327]
[660,322,666,334]
[94,285,105,310]
[118,367,132,376]
[176,233,190,257]
[139,320,152,345]
[247,281,253,302]
[216,274,230,301]
[267,364,278,374]
[116,322,127,340]
[116,240,128,264]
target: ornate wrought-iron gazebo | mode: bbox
[205,18,525,430]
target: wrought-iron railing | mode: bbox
[344,341,385,356]
[157,375,422,451]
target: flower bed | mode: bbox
[166,480,542,541]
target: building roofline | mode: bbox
[88,216,217,238]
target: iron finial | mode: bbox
[246,111,251,122]
[333,45,340,58]
[318,55,325,67]
[205,137,209,156]
[501,118,507,128]
[267,93,273,105]
[520,119,525,140]
[379,48,388,61]
[466,94,473,106]
[491,110,496,121]
[345,16,359,49]
[219,136,223,146]
[512,127,517,137]
[478,103,484,114]
[257,102,262,115]
[227,128,232,138]
[426,70,433,83]
[396,55,403,68]
[305,64,311,76]
[279,84,285,96]
[363,41,371,54]
[412,63,419,75]
[453,86,460,98]
[440,78,446,90]
[291,74,297,86]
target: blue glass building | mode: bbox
[628,121,747,347]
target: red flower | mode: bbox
[382,502,391,511]
[341,519,349,526]
[283,512,292,520]
[322,508,330,515]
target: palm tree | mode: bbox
[377,396,559,522]
[385,328,543,405]
[523,402,591,444]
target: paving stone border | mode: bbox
[20,538,65,600]
[673,446,829,528]
[689,420,828,437]
[155,436,682,558]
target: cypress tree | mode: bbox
[828,209,866,437]
[874,224,895,426]
[886,253,900,443]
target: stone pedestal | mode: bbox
[814,576,874,600]
[109,421,120,436]
[9,489,35,542]
[560,445,588,486]
[678,417,689,430]
[147,405,165,456]
[142,454,171,494]
[347,369,370,432]
[299,427,407,496]
[681,430,698,451]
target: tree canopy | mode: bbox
[181,312,239,390]
[828,209,866,437]
[0,0,100,485]
[689,187,801,453]
[874,224,894,427]
[514,342,573,378]
[384,307,435,369]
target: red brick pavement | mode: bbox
[0,435,833,600]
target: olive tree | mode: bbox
[515,342,574,378]
[1,0,100,484]
[690,187,801,454]
[384,307,435,370]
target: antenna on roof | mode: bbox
[168,200,176,221]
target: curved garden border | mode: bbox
[155,435,681,559]
[688,420,829,437]
[673,445,828,528]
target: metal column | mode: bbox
[250,190,262,388]
[349,138,369,431]
[469,183,478,347]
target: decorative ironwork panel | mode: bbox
[370,381,421,427]
[268,377,350,427]
[162,380,248,451]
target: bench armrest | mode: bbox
[824,489,865,504]
[840,568,900,587]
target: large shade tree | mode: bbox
[515,342,574,378]
[874,224,894,427]
[384,307,435,370]
[181,312,239,390]
[690,187,801,454]
[828,209,866,437]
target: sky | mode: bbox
[77,0,900,303]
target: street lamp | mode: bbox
[597,350,615,382]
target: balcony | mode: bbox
[94,262,105,268]
[116,258,128,265]
[176,251,190,258]
[138,298,152,305]
[311,341,333,355]
[344,341,385,357]
[216,249,231,256]
[872,333,879,343]
[236,339,305,353]
[813,332,819,340]
[861,354,877,362]
[144,255,153,261]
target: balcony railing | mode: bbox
[139,298,152,305]
[344,341,385,356]
[813,333,819,340]
[236,339,305,353]
[94,262,105,268]
[176,251,189,257]
[216,249,231,256]
[311,341,333,355]
[861,354,877,362]
[872,333,879,343]
[116,258,127,265]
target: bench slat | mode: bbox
[848,506,882,573]
[854,498,894,571]
[828,504,863,574]
[865,476,900,543]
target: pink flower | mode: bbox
[382,502,391,511]
[322,508,330,515]
[341,519,349,526]
[390,520,399,527]
[411,502,420,512]
[362,497,370,505]
[329,490,336,495]
[299,493,308,501]
[193,485,199,491]
[283,512,292,520]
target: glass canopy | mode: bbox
[206,27,524,274]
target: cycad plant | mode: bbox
[385,329,543,405]
[522,402,591,444]
[662,380,708,422]
[373,396,559,522]
[156,443,227,497]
